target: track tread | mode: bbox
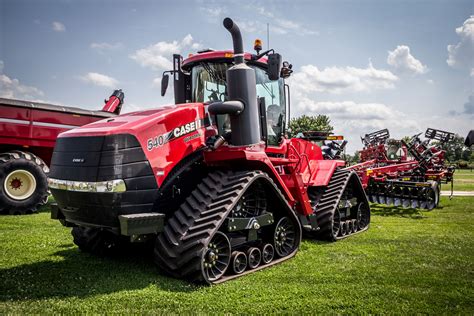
[309,169,369,241]
[154,169,301,284]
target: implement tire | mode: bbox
[0,151,49,215]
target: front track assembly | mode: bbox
[154,170,302,284]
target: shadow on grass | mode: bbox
[370,203,429,219]
[0,244,199,301]
[0,197,53,216]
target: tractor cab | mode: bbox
[161,47,292,147]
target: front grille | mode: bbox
[49,134,158,228]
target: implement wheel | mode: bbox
[426,181,440,210]
[0,151,49,215]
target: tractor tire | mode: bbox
[0,151,49,215]
[72,226,127,256]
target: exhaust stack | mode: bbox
[222,18,261,146]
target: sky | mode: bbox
[0,0,473,153]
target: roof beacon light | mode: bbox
[254,39,262,54]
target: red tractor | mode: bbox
[49,18,370,284]
[0,91,124,214]
[348,128,455,210]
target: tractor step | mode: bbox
[118,213,165,236]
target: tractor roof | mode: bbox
[182,50,268,70]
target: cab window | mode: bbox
[254,67,285,146]
[191,62,286,145]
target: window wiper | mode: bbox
[202,63,226,85]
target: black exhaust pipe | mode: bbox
[222,18,261,146]
[223,18,244,64]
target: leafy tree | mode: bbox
[288,114,333,137]
[352,150,360,163]
[436,134,471,162]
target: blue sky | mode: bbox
[1,0,472,152]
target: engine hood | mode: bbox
[59,103,206,138]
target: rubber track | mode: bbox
[311,169,369,241]
[154,170,300,284]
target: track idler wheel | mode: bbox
[231,251,247,275]
[202,232,231,282]
[261,244,274,264]
[274,217,298,257]
[347,220,353,233]
[247,247,262,269]
[351,219,358,233]
[340,221,347,236]
[357,202,370,230]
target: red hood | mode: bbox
[59,103,205,138]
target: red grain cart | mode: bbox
[0,91,124,214]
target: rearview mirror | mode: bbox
[161,74,169,96]
[267,53,282,81]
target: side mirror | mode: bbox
[161,74,169,97]
[267,53,282,80]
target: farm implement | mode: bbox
[348,128,455,210]
[48,18,371,284]
[0,91,124,214]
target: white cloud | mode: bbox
[201,6,225,17]
[199,3,317,36]
[0,61,45,99]
[292,98,420,153]
[80,72,119,88]
[463,95,474,115]
[471,68,474,77]
[130,35,202,70]
[90,42,123,53]
[450,94,474,116]
[427,79,434,84]
[289,61,398,95]
[296,99,412,121]
[447,16,474,69]
[387,45,428,74]
[52,21,66,32]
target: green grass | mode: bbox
[1,195,473,314]
[442,170,474,191]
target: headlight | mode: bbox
[48,178,126,193]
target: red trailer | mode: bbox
[0,91,124,214]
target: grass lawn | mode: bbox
[1,194,473,314]
[442,170,474,191]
